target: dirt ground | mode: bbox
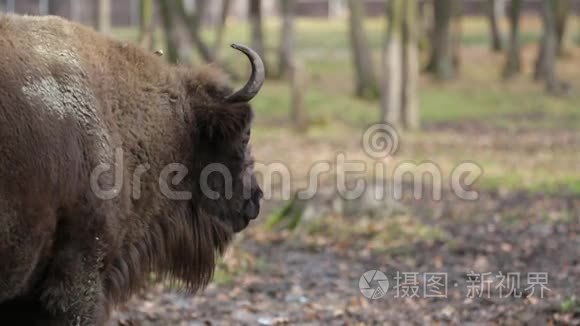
[111,119,580,325]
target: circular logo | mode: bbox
[359,270,389,300]
[362,123,400,159]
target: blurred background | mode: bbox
[4,0,580,324]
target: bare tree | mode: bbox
[97,0,112,34]
[534,0,563,94]
[157,0,237,77]
[382,0,403,127]
[139,0,156,50]
[419,1,434,63]
[450,0,463,71]
[278,0,295,78]
[402,1,420,130]
[487,0,506,52]
[555,0,570,55]
[426,0,456,80]
[247,0,273,77]
[381,0,420,130]
[157,0,194,64]
[4,0,14,13]
[249,0,266,58]
[48,0,61,15]
[276,0,305,128]
[212,0,232,58]
[71,0,81,21]
[503,0,522,78]
[174,0,217,63]
[157,0,180,63]
[347,0,378,98]
[290,60,308,131]
[39,0,49,15]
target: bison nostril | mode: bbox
[253,188,263,201]
[244,201,260,220]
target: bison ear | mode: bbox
[195,103,253,141]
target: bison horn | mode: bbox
[226,43,265,103]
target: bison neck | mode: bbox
[100,122,234,305]
[102,162,235,304]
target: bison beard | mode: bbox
[0,14,264,325]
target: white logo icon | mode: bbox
[359,270,389,300]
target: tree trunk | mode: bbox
[347,0,378,98]
[175,0,215,62]
[555,0,570,55]
[534,0,562,94]
[4,0,14,13]
[249,0,266,58]
[402,0,420,130]
[503,0,522,78]
[248,0,271,77]
[39,0,49,15]
[212,0,232,58]
[48,0,61,15]
[195,0,208,26]
[71,0,81,22]
[157,0,181,63]
[97,0,112,34]
[278,0,295,79]
[487,0,505,52]
[157,0,179,63]
[450,0,463,70]
[418,0,433,55]
[381,0,420,130]
[290,60,308,131]
[426,0,455,80]
[139,0,156,50]
[381,0,404,126]
[171,0,237,77]
[577,11,580,46]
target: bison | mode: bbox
[0,14,264,325]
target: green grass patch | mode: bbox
[561,296,580,314]
[478,169,580,196]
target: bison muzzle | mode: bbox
[0,14,264,325]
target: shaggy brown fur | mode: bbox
[0,14,262,325]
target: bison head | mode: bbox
[102,45,267,303]
[187,44,264,235]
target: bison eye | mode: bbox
[169,94,179,103]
